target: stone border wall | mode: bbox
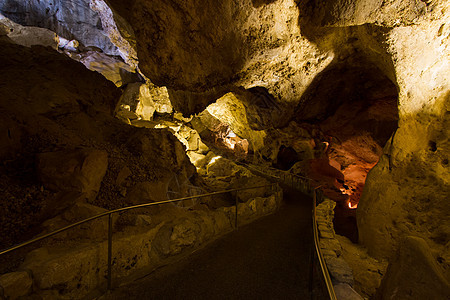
[316,199,363,300]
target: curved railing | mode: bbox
[312,187,337,300]
[0,183,279,290]
[237,162,337,300]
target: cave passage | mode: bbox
[275,145,300,170]
[105,188,326,300]
[295,59,399,242]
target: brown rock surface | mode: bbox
[106,0,332,116]
[0,271,33,299]
[0,39,194,254]
[37,149,108,200]
[376,236,450,300]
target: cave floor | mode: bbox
[104,189,321,300]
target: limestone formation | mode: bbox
[13,192,280,298]
[75,50,141,87]
[0,0,137,64]
[376,236,450,300]
[0,13,59,49]
[115,83,156,122]
[37,149,108,200]
[203,92,267,152]
[0,271,33,299]
[106,0,332,117]
[0,5,143,89]
[336,235,388,298]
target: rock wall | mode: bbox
[299,0,450,295]
[0,0,137,64]
[356,3,450,260]
[297,0,429,27]
[375,236,450,300]
[0,33,285,299]
[0,38,194,250]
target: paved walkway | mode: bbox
[106,189,317,300]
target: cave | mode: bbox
[295,58,400,243]
[0,0,449,299]
[275,146,300,170]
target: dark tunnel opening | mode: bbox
[295,58,399,242]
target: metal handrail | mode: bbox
[237,162,318,185]
[0,183,278,290]
[312,188,337,300]
[0,162,337,298]
[238,162,337,299]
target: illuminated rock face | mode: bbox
[0,0,134,59]
[107,0,332,117]
[356,10,450,260]
[297,0,428,27]
[301,0,450,291]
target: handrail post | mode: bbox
[309,244,315,300]
[310,191,316,299]
[235,191,238,229]
[107,213,113,291]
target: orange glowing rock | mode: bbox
[348,202,358,209]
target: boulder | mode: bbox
[127,181,168,205]
[125,128,195,177]
[205,156,235,178]
[0,271,33,299]
[62,201,111,238]
[376,236,450,300]
[77,51,140,87]
[236,176,271,203]
[20,224,162,298]
[40,191,88,221]
[41,199,114,240]
[147,83,173,114]
[186,151,208,168]
[169,219,201,255]
[37,148,108,200]
[115,83,156,121]
[115,166,132,186]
